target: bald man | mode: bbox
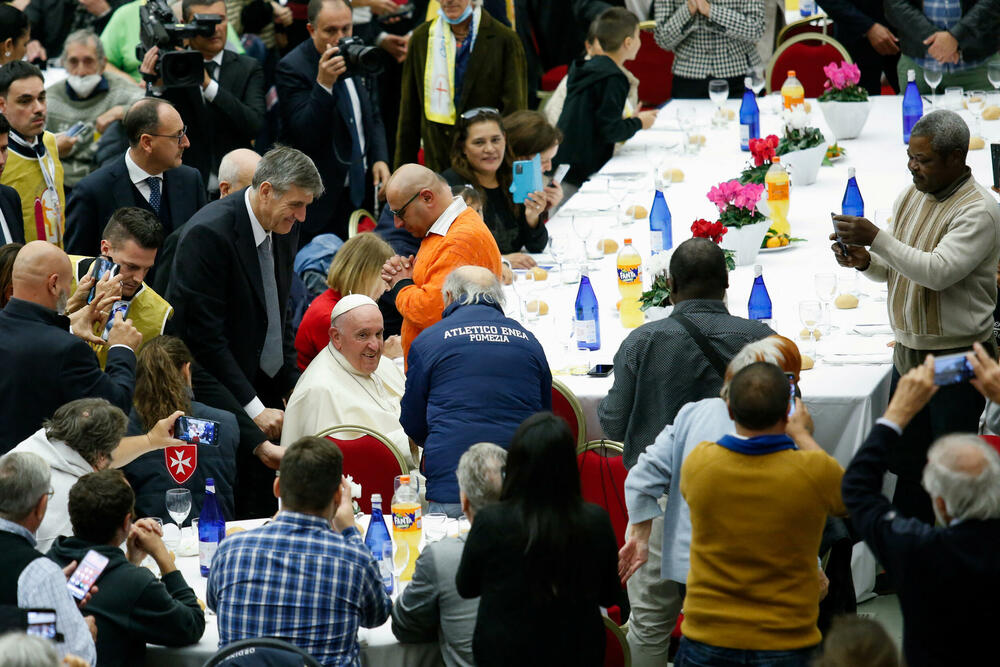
[0,241,141,452]
[218,149,262,199]
[381,164,502,361]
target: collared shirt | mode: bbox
[319,76,367,185]
[0,198,12,244]
[916,0,986,71]
[0,518,96,665]
[206,511,392,667]
[202,50,224,103]
[427,197,468,237]
[242,187,271,420]
[124,149,162,205]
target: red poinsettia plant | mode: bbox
[739,134,780,184]
[690,218,736,270]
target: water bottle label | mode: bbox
[199,539,218,569]
[766,180,789,201]
[740,124,750,142]
[617,266,640,285]
[575,319,597,344]
[650,230,663,253]
[392,505,422,532]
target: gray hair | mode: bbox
[0,633,59,667]
[922,434,1000,521]
[456,442,507,514]
[720,337,792,400]
[442,267,506,308]
[63,29,105,62]
[44,398,127,469]
[252,145,324,199]
[0,452,51,522]
[910,110,969,158]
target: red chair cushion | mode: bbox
[578,449,629,551]
[624,31,674,106]
[541,65,568,92]
[325,434,399,513]
[603,622,626,667]
[551,387,581,445]
[980,435,1000,456]
[771,42,845,98]
[357,216,376,234]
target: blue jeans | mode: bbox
[675,637,817,667]
[427,501,464,519]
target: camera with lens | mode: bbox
[337,36,383,78]
[136,0,222,88]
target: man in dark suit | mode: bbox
[140,0,266,191]
[0,112,25,245]
[276,0,390,245]
[0,240,141,453]
[166,146,323,517]
[818,0,901,94]
[63,98,206,262]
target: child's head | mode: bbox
[813,616,899,667]
[594,7,640,61]
[451,184,484,217]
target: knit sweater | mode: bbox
[864,170,1000,350]
[680,441,846,651]
[394,206,502,360]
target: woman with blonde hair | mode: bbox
[294,232,399,371]
[122,336,239,521]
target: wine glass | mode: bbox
[989,61,1000,93]
[423,513,448,543]
[965,91,986,136]
[798,299,822,358]
[748,66,765,96]
[607,179,629,227]
[708,79,730,126]
[386,540,410,586]
[814,273,838,333]
[571,214,598,264]
[547,235,574,283]
[511,269,536,321]
[923,63,943,108]
[165,488,192,527]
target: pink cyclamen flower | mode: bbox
[707,185,728,211]
[843,62,861,86]
[823,62,839,82]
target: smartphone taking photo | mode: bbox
[66,549,109,601]
[176,416,221,446]
[933,352,975,385]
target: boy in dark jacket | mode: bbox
[554,8,658,188]
[47,470,205,667]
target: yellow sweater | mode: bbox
[680,441,846,651]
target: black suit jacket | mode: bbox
[0,298,136,453]
[166,188,298,407]
[63,153,207,257]
[0,184,24,245]
[162,51,266,185]
[276,39,389,242]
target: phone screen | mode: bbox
[788,375,797,415]
[102,300,129,341]
[933,352,974,385]
[26,610,57,640]
[588,364,614,377]
[66,550,110,600]
[87,257,118,304]
[176,416,221,446]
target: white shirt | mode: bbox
[242,188,273,421]
[427,196,468,237]
[319,76,367,184]
[0,200,12,244]
[125,149,163,205]
[202,50,224,102]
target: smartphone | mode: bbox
[65,121,86,138]
[66,549,110,601]
[552,163,571,186]
[176,416,221,446]
[786,372,798,415]
[87,256,119,304]
[588,364,614,377]
[26,609,58,640]
[101,300,129,341]
[830,212,848,256]
[510,153,543,204]
[933,352,975,385]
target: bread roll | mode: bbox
[970,136,986,150]
[626,204,648,219]
[598,239,619,254]
[530,266,548,280]
[834,293,859,309]
[800,354,815,370]
[983,105,1000,120]
[528,299,549,315]
[669,168,685,182]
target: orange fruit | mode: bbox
[766,237,781,248]
[779,236,789,246]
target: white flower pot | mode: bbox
[721,219,770,266]
[780,142,827,186]
[818,100,871,140]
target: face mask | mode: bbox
[66,74,103,99]
[439,4,473,25]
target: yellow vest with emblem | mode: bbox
[2,131,66,246]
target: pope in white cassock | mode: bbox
[281,294,409,461]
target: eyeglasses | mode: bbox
[389,190,421,220]
[147,125,188,144]
[460,106,499,121]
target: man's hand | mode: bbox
[95,105,125,134]
[317,45,347,89]
[55,132,79,158]
[68,276,122,345]
[84,615,97,642]
[618,521,652,583]
[381,254,414,288]
[254,440,284,470]
[147,410,184,450]
[383,334,403,359]
[501,264,514,285]
[832,215,879,247]
[884,355,938,429]
[271,1,293,26]
[132,521,176,574]
[372,161,391,191]
[638,109,658,130]
[505,252,536,269]
[786,398,822,451]
[818,567,830,601]
[368,0,399,15]
[380,34,409,63]
[62,561,98,608]
[126,517,163,564]
[830,240,871,270]
[967,341,1000,403]
[106,312,143,350]
[866,23,900,56]
[139,46,164,85]
[254,408,284,440]
[331,476,357,532]
[66,274,96,315]
[924,31,960,64]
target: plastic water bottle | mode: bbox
[842,167,865,217]
[902,69,923,144]
[748,265,773,322]
[617,239,644,329]
[781,70,804,110]
[574,270,600,350]
[739,77,760,152]
[364,493,394,593]
[800,0,815,16]
[391,476,422,582]
[198,478,225,577]
[649,188,671,253]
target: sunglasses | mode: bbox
[389,190,422,219]
[460,106,499,121]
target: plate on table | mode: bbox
[759,244,797,253]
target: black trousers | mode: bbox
[671,74,746,99]
[841,37,900,95]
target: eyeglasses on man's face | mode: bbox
[390,190,422,220]
[147,125,188,145]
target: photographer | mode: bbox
[275,0,389,245]
[139,0,265,192]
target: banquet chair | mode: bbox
[624,21,674,107]
[980,434,1000,456]
[577,440,628,551]
[775,15,835,47]
[348,209,377,238]
[766,33,852,96]
[316,424,409,514]
[202,637,322,666]
[552,379,586,447]
[603,615,632,667]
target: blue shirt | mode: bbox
[206,511,391,666]
[916,0,986,71]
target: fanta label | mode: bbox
[767,181,789,201]
[392,505,422,531]
[617,266,640,284]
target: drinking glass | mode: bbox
[708,79,730,126]
[387,541,410,582]
[548,235,576,284]
[944,86,963,110]
[923,63,943,107]
[965,91,986,136]
[166,488,192,527]
[989,61,1000,92]
[423,513,448,543]
[675,105,699,153]
[748,66,766,96]
[511,269,536,321]
[571,215,600,263]
[607,179,629,227]
[814,273,838,333]
[798,299,822,357]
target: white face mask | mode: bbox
[66,74,103,98]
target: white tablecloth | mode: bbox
[144,519,443,667]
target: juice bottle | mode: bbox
[781,71,804,110]
[617,238,644,329]
[765,157,790,236]
[391,475,421,582]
